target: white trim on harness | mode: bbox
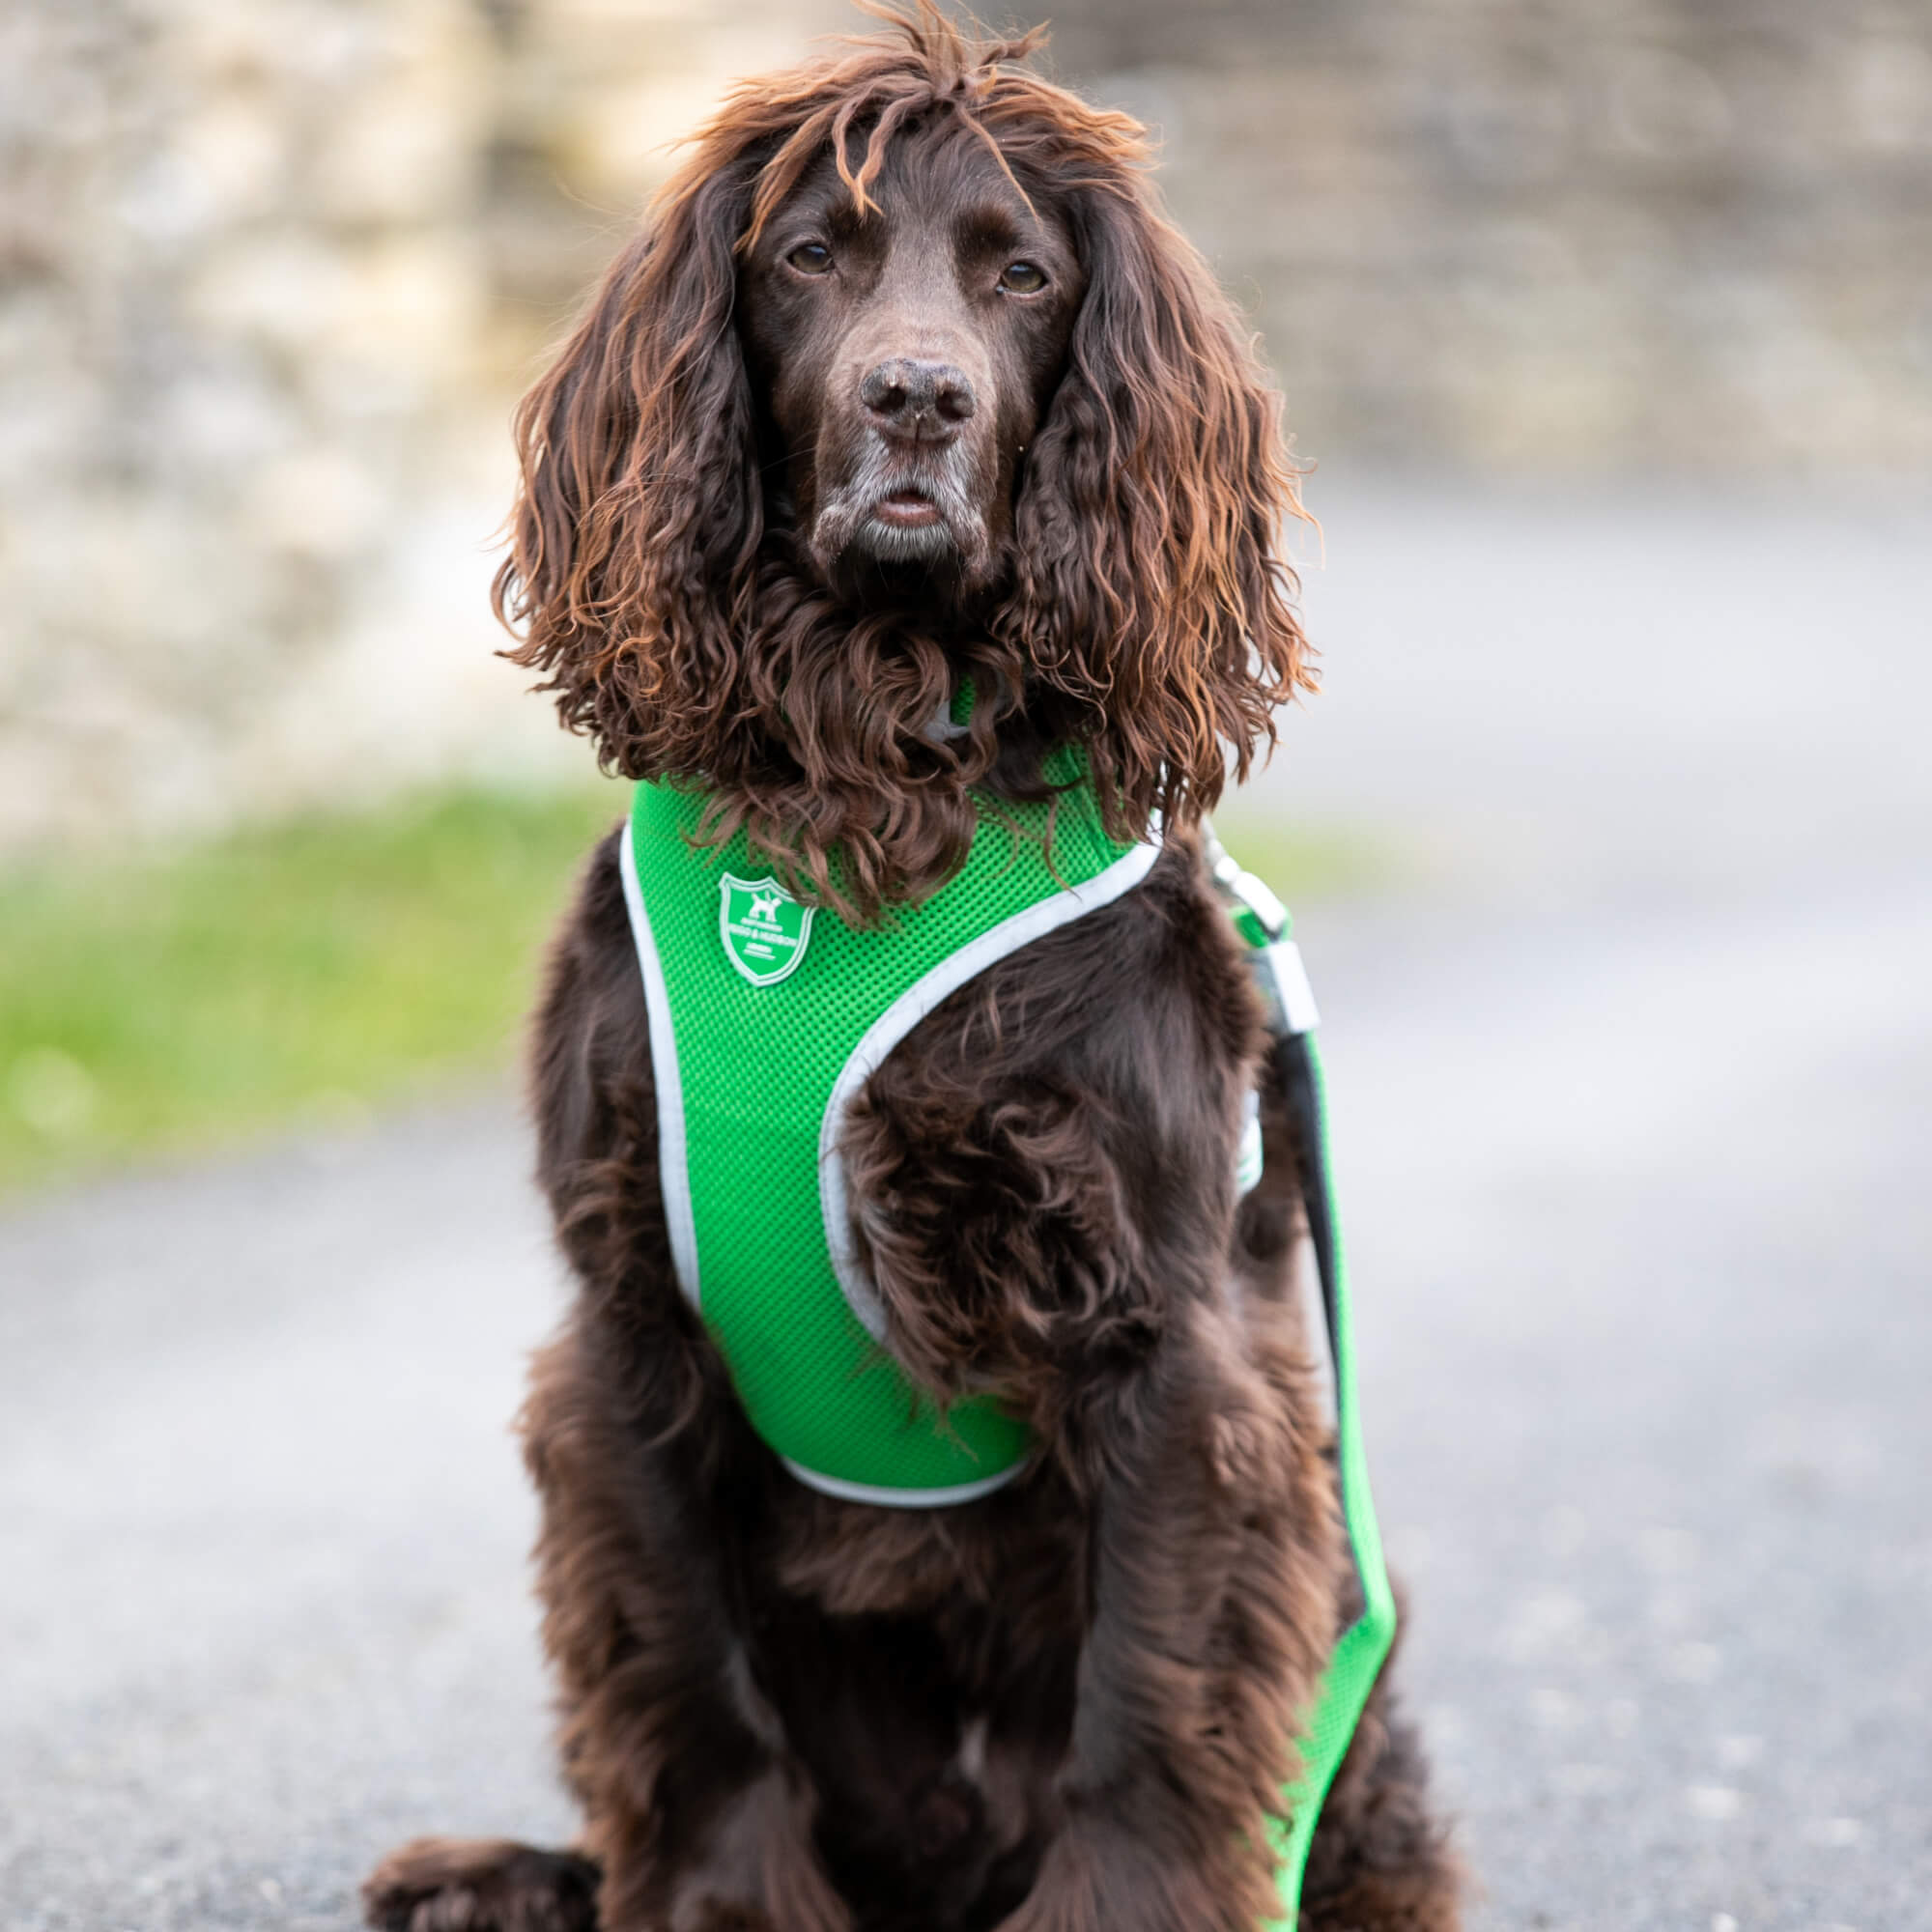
[1261,938,1321,1037]
[819,836,1164,1342]
[619,816,702,1311]
[781,1457,1024,1508]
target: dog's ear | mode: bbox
[998,178,1314,834]
[496,158,764,776]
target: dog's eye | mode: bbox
[786,242,834,276]
[997,260,1046,295]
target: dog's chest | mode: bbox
[621,771,1154,1507]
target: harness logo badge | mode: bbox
[719,874,815,986]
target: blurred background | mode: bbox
[3,3,1928,1929]
[8,0,1929,858]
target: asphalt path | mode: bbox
[4,483,1927,1930]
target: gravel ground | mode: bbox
[4,484,1927,1931]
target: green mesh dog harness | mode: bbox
[618,779,1392,1913]
[619,758,1158,1504]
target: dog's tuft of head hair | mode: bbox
[496,2,1313,923]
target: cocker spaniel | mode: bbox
[364,11,1462,1931]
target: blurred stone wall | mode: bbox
[4,0,500,849]
[1042,0,1932,474]
[2,0,1928,853]
[0,0,838,853]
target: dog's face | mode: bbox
[498,29,1312,919]
[739,127,1084,599]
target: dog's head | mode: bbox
[737,104,1083,604]
[499,4,1312,920]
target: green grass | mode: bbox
[0,785,1372,1195]
[1211,810,1393,910]
[0,782,629,1193]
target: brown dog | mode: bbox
[364,12,1461,1931]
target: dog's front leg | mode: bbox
[524,1327,851,1932]
[657,1741,850,1932]
[838,848,1343,1929]
[1001,1304,1333,1932]
[598,1659,850,1932]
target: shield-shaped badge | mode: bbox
[719,874,815,986]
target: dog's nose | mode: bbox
[860,357,977,435]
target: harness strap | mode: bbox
[1202,827,1398,1928]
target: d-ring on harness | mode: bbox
[1202,825,1398,1924]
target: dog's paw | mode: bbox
[361,1836,600,1932]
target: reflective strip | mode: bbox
[618,816,701,1311]
[781,1457,1023,1508]
[820,837,1164,1342]
[1264,938,1321,1036]
[1236,1089,1264,1196]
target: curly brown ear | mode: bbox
[996,174,1313,834]
[494,154,764,775]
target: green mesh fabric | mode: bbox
[1266,1032,1398,1924]
[625,756,1151,1499]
